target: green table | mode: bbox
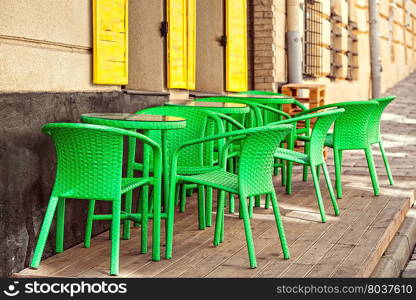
[80,113,186,218]
[165,100,250,115]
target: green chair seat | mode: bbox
[274,148,310,165]
[177,165,223,176]
[178,170,238,194]
[121,178,152,194]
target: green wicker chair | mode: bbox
[297,101,380,199]
[369,96,396,185]
[30,123,162,276]
[135,106,243,229]
[271,109,345,222]
[166,124,293,268]
[237,91,312,182]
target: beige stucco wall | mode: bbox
[126,0,165,92]
[195,0,225,93]
[0,0,119,93]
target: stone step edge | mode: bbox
[371,191,416,278]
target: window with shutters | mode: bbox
[93,0,128,85]
[167,0,196,90]
[225,0,248,92]
[328,5,343,80]
[346,21,359,81]
[304,0,323,78]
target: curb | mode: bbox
[371,201,416,278]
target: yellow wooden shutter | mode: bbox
[167,0,188,89]
[187,0,196,90]
[93,0,128,85]
[226,0,248,92]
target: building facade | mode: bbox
[1,0,416,277]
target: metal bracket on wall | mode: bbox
[220,35,227,47]
[160,21,168,37]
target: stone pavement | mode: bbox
[382,72,416,278]
[326,72,416,277]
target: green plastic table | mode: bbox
[226,95,295,124]
[80,113,186,216]
[165,100,250,115]
[226,94,295,105]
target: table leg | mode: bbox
[161,130,170,212]
[138,130,150,227]
[123,136,136,240]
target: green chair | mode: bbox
[368,96,396,185]
[271,109,345,222]
[166,124,293,268]
[135,106,243,229]
[237,91,312,182]
[297,101,380,199]
[30,123,162,276]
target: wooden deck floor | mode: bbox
[15,173,415,278]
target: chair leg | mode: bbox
[316,165,320,182]
[255,195,261,207]
[303,141,310,181]
[229,193,235,213]
[265,194,270,209]
[274,159,279,176]
[281,160,286,187]
[141,185,149,254]
[179,184,187,213]
[174,183,181,206]
[269,193,290,259]
[165,180,177,260]
[248,197,254,219]
[152,181,161,261]
[286,159,293,195]
[205,187,213,227]
[122,191,133,240]
[379,141,394,185]
[214,190,226,246]
[197,185,206,230]
[84,199,95,248]
[365,147,380,196]
[322,163,340,216]
[110,199,121,276]
[311,166,327,223]
[55,198,65,253]
[30,196,59,269]
[334,149,343,199]
[239,196,257,268]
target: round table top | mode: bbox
[80,113,186,130]
[166,100,250,114]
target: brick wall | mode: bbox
[250,0,280,91]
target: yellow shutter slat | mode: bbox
[93,0,128,85]
[167,0,188,89]
[187,0,196,90]
[226,0,248,92]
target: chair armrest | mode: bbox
[210,112,245,130]
[254,103,291,119]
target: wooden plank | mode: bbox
[257,188,363,277]
[14,174,414,278]
[332,195,412,277]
